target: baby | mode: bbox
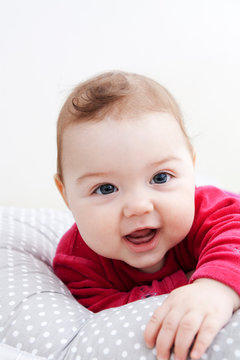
[53,71,240,360]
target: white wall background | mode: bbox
[0,0,240,210]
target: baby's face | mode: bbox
[58,112,195,273]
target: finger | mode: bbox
[155,310,183,360]
[174,312,203,360]
[190,316,222,360]
[144,302,170,348]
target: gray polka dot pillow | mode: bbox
[1,207,240,360]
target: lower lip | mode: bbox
[124,230,159,253]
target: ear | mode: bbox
[54,174,69,208]
[192,150,197,167]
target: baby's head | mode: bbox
[56,71,193,182]
[55,71,196,273]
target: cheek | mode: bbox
[163,192,195,239]
[73,205,118,254]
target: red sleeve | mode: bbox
[53,224,188,312]
[182,186,240,295]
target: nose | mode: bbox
[123,194,154,218]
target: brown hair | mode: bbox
[57,71,192,180]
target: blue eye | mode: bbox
[95,184,118,195]
[151,172,171,184]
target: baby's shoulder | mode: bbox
[194,185,240,220]
[55,223,80,255]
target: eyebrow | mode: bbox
[76,172,109,184]
[150,156,182,167]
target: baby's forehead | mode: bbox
[62,111,184,145]
[61,113,193,173]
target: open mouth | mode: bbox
[125,228,157,245]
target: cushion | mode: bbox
[0,206,240,359]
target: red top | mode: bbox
[53,186,240,313]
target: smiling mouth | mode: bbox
[125,228,157,244]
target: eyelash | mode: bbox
[92,172,173,196]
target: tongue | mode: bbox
[126,229,155,244]
[130,229,152,238]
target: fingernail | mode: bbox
[191,350,200,359]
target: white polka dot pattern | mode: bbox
[0,206,240,359]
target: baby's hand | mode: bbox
[144,279,240,360]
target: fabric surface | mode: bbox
[53,186,240,312]
[1,206,240,359]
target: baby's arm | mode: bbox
[144,278,240,360]
[54,253,188,312]
[143,187,240,359]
